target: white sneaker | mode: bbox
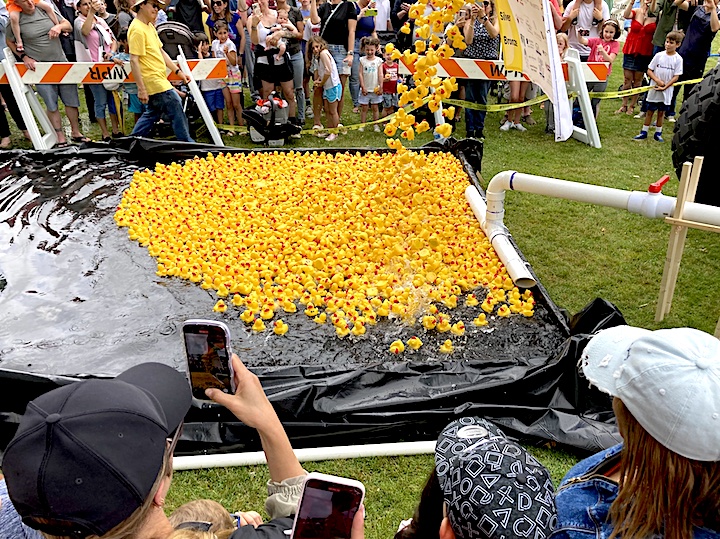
[512,122,527,132]
[290,133,302,139]
[337,123,348,134]
[306,105,314,119]
[374,124,381,132]
[325,133,338,141]
[634,111,645,119]
[358,126,365,132]
[500,120,513,131]
[668,116,676,123]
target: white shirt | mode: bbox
[647,50,683,105]
[374,0,391,31]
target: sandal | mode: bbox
[56,141,70,148]
[521,114,537,125]
[71,135,91,143]
[102,136,112,142]
[626,106,634,116]
[614,106,627,114]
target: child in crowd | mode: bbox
[358,36,383,132]
[308,35,341,141]
[564,0,605,30]
[634,30,683,142]
[381,47,398,117]
[265,8,298,63]
[169,499,236,533]
[8,0,60,54]
[577,18,620,117]
[197,33,226,126]
[110,29,143,127]
[212,20,244,132]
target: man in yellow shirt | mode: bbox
[129,0,194,141]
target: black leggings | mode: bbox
[0,83,27,138]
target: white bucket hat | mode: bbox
[581,325,720,462]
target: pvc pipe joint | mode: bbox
[627,191,675,219]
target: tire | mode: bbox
[671,64,720,207]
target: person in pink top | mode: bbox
[578,18,620,117]
[617,0,657,115]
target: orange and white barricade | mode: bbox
[399,52,608,148]
[0,47,228,150]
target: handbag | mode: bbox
[320,1,345,38]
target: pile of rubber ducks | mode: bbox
[115,151,535,352]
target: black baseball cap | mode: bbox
[3,363,191,538]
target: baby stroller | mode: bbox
[242,92,302,146]
[156,21,199,60]
[151,81,202,139]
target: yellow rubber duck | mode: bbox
[481,300,494,313]
[497,305,511,317]
[314,313,327,324]
[521,305,534,317]
[422,315,437,330]
[465,294,479,307]
[273,320,289,335]
[240,309,255,323]
[231,294,244,307]
[437,318,451,333]
[213,300,227,313]
[450,321,465,336]
[252,318,266,332]
[389,340,405,355]
[336,324,351,338]
[351,321,366,336]
[407,336,423,350]
[439,340,454,354]
[304,304,318,317]
[473,313,488,326]
[260,306,274,320]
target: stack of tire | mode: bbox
[672,63,720,207]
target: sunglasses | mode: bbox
[212,1,225,5]
[176,521,213,532]
[482,1,490,6]
[166,421,183,456]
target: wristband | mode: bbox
[19,52,26,60]
[175,68,181,75]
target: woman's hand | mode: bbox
[470,3,480,18]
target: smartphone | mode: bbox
[579,28,590,36]
[291,473,365,539]
[182,319,235,403]
[365,8,378,15]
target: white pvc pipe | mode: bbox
[468,170,720,288]
[173,440,436,471]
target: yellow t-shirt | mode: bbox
[128,18,173,96]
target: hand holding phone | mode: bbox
[183,319,235,403]
[291,473,365,539]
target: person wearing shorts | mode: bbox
[6,0,89,145]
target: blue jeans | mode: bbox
[89,84,109,119]
[290,50,306,123]
[465,79,491,134]
[131,89,194,142]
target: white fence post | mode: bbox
[564,49,601,149]
[177,49,224,147]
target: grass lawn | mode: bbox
[4,47,720,537]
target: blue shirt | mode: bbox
[0,479,43,539]
[677,5,720,70]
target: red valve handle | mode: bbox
[649,175,670,193]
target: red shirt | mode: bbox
[382,61,398,94]
[623,10,657,57]
[586,37,619,73]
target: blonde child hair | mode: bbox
[556,32,569,58]
[169,499,236,533]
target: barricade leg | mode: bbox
[565,49,601,149]
[177,50,225,147]
[2,48,57,150]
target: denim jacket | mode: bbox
[551,443,720,539]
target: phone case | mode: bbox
[290,473,365,539]
[183,319,235,406]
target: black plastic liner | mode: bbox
[0,139,620,458]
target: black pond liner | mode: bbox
[0,138,620,458]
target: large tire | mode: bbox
[671,64,720,207]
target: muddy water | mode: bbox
[0,152,566,378]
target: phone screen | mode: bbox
[183,322,233,400]
[293,479,363,539]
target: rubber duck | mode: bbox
[260,306,274,320]
[304,304,318,317]
[497,305,511,317]
[481,300,494,313]
[465,294,479,307]
[351,321,366,336]
[521,304,534,317]
[213,300,227,313]
[240,309,255,324]
[473,314,488,326]
[273,320,289,335]
[252,318,266,332]
[437,318,451,333]
[389,340,405,355]
[336,324,350,338]
[313,313,327,324]
[231,294,244,307]
[422,315,437,330]
[282,300,297,313]
[450,321,465,336]
[439,340,454,354]
[407,336,423,350]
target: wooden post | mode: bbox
[655,156,702,323]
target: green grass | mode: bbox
[6,48,720,537]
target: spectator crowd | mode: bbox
[0,0,718,145]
